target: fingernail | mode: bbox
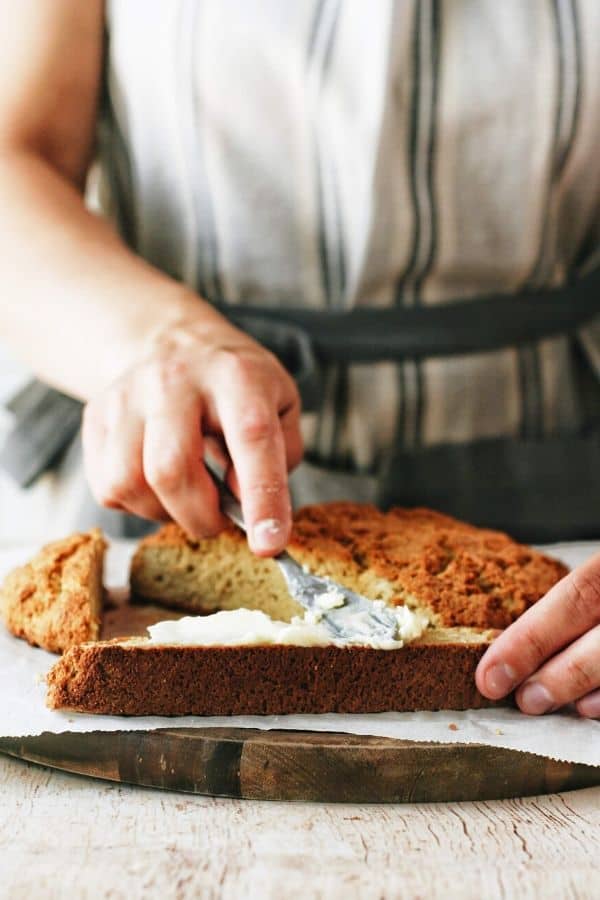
[252,518,284,552]
[484,663,518,698]
[519,681,554,715]
[577,689,600,719]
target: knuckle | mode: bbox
[565,573,600,625]
[157,357,188,383]
[563,656,595,696]
[518,622,551,666]
[220,350,255,385]
[247,477,286,499]
[145,357,189,397]
[101,467,146,506]
[145,452,187,493]
[238,405,276,444]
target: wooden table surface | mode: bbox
[1,753,598,899]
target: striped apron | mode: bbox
[1,0,600,541]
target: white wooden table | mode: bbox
[1,753,598,899]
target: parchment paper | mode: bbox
[1,539,599,766]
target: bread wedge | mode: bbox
[130,503,568,629]
[1,529,105,653]
[46,627,499,716]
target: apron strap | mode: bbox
[3,265,600,489]
[219,264,600,363]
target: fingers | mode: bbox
[513,624,600,715]
[476,556,600,702]
[213,358,293,555]
[576,688,600,719]
[219,397,291,555]
[141,373,224,539]
[83,337,304,549]
[220,397,303,492]
[82,395,168,522]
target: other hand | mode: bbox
[82,315,303,555]
[476,552,600,718]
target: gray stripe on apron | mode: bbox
[306,0,345,463]
[413,0,440,448]
[392,0,439,452]
[393,2,420,453]
[179,0,223,302]
[519,0,581,440]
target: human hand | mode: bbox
[476,553,600,717]
[82,314,303,555]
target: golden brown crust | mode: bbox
[290,504,568,628]
[46,636,498,716]
[1,529,106,653]
[132,504,568,629]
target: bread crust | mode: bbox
[1,530,105,653]
[131,504,568,629]
[46,636,499,716]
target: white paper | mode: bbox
[1,539,600,766]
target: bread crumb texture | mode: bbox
[46,639,496,715]
[1,529,105,653]
[131,503,568,630]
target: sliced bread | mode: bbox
[46,627,499,716]
[1,529,106,653]
[130,503,568,629]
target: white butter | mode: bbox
[147,604,428,650]
[147,609,334,648]
[324,601,429,650]
[314,587,346,610]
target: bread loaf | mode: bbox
[130,503,567,629]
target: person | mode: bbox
[0,0,599,718]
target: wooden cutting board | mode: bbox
[1,728,599,802]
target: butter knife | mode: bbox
[211,473,404,645]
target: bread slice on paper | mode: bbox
[45,627,499,716]
[1,529,105,653]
